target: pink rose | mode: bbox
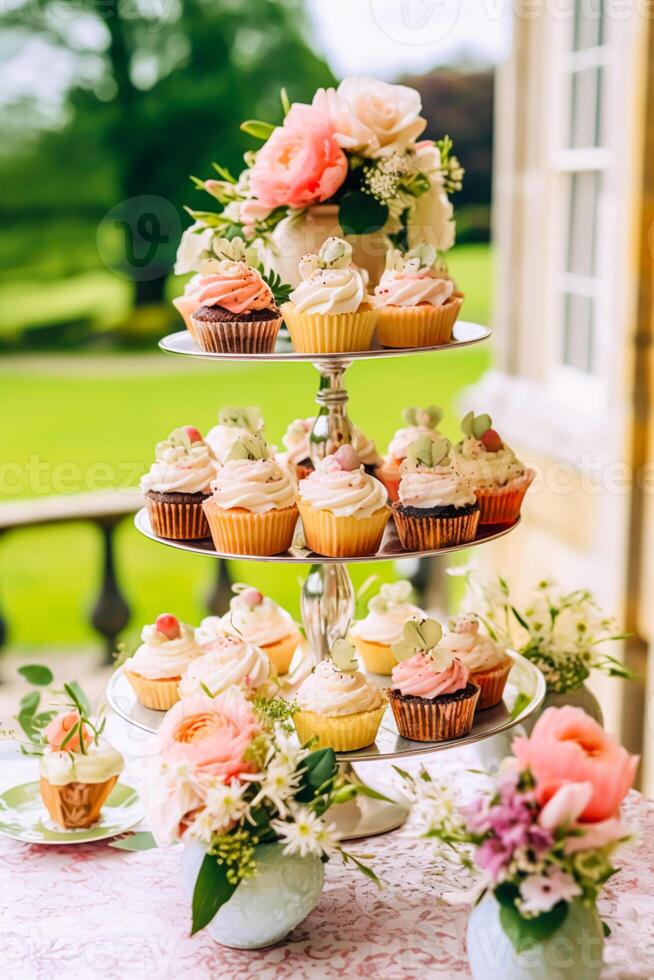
[45,711,90,752]
[538,782,628,854]
[513,706,638,823]
[159,689,261,783]
[249,103,347,210]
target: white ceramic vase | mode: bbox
[467,895,604,980]
[521,683,603,736]
[268,204,389,287]
[181,840,324,948]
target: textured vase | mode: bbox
[521,683,603,736]
[467,895,604,980]
[181,840,324,948]
[269,204,389,287]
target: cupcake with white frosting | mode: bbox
[141,426,216,540]
[452,412,534,525]
[39,711,124,829]
[281,238,378,353]
[202,433,298,556]
[178,634,277,699]
[195,615,228,648]
[375,405,444,503]
[205,406,263,465]
[440,613,512,709]
[294,639,387,751]
[277,416,383,481]
[373,244,463,348]
[220,584,302,675]
[298,445,389,558]
[392,435,480,551]
[350,580,426,675]
[123,613,203,710]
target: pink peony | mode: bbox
[45,711,90,753]
[249,103,347,210]
[512,706,638,823]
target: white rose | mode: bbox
[174,221,214,275]
[333,76,426,158]
[408,141,456,252]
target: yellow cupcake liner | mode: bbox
[471,657,513,710]
[145,494,210,540]
[40,775,119,829]
[202,500,298,556]
[375,294,463,349]
[190,315,282,354]
[298,500,390,558]
[352,635,398,676]
[475,469,535,525]
[294,703,387,752]
[262,631,303,675]
[124,670,181,711]
[281,303,378,354]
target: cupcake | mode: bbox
[350,580,426,675]
[389,619,479,742]
[220,584,303,675]
[195,615,229,649]
[298,445,390,558]
[178,634,277,699]
[172,273,204,343]
[440,613,512,710]
[202,434,298,556]
[281,238,378,354]
[39,711,124,829]
[452,412,535,525]
[123,613,203,710]
[141,426,216,540]
[372,244,463,348]
[277,416,383,481]
[294,639,386,751]
[185,237,284,354]
[205,406,263,465]
[375,405,444,502]
[392,435,480,551]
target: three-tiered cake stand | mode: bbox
[107,320,546,838]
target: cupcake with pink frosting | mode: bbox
[141,425,217,540]
[389,618,479,741]
[375,405,444,503]
[175,237,286,354]
[372,244,463,349]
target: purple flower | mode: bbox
[477,838,512,881]
[460,796,491,834]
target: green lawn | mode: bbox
[0,244,492,652]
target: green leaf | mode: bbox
[18,691,40,719]
[499,900,568,951]
[60,719,82,751]
[296,748,338,802]
[191,854,238,935]
[211,162,237,183]
[280,87,291,116]
[18,664,54,686]
[340,848,381,887]
[338,191,388,235]
[109,832,158,852]
[183,206,230,228]
[602,920,611,937]
[240,119,275,141]
[66,680,91,716]
[510,691,531,720]
[351,783,395,804]
[260,267,292,305]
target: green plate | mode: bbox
[0,781,143,844]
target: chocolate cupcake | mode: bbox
[141,426,216,539]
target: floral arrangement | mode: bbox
[176,76,463,275]
[403,706,637,949]
[146,686,379,934]
[452,569,632,693]
[12,663,101,755]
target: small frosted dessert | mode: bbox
[195,615,228,648]
[123,613,203,710]
[141,426,216,540]
[375,405,444,502]
[178,634,276,699]
[40,711,124,829]
[392,435,480,551]
[389,619,479,742]
[298,445,389,558]
[351,580,425,675]
[277,416,383,481]
[202,434,298,556]
[205,406,264,465]
[282,238,378,353]
[184,237,283,354]
[220,584,302,675]
[372,244,463,348]
[294,640,386,751]
[440,613,512,710]
[452,412,534,525]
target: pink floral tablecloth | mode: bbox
[2,729,654,980]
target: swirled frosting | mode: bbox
[452,437,525,490]
[398,463,476,510]
[391,652,470,699]
[186,262,274,316]
[178,637,274,698]
[373,270,454,308]
[280,418,382,469]
[296,660,383,717]
[289,265,367,315]
[39,741,124,786]
[440,615,508,671]
[210,458,297,514]
[195,616,229,648]
[173,273,203,329]
[221,593,298,647]
[141,438,216,495]
[124,622,203,679]
[388,425,443,462]
[351,602,424,645]
[299,455,388,518]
